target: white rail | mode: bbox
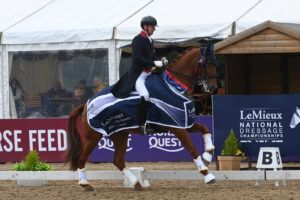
[0,170,267,181]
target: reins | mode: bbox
[162,66,198,85]
[162,65,217,86]
[161,45,218,94]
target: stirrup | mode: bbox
[140,124,155,134]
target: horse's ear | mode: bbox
[207,43,218,67]
[207,43,213,51]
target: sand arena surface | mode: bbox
[1,162,300,200]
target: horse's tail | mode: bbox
[66,104,85,171]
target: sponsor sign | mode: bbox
[0,116,212,163]
[90,116,212,162]
[213,95,300,158]
[0,118,68,162]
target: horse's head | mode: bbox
[197,43,218,94]
[169,44,218,94]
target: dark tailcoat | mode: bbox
[111,32,155,98]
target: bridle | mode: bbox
[163,46,217,93]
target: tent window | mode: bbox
[9,49,108,118]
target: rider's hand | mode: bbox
[161,57,168,66]
[154,61,163,67]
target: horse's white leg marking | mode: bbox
[201,133,215,164]
[78,168,89,185]
[203,133,215,152]
[123,168,138,187]
[202,152,213,164]
[193,156,208,172]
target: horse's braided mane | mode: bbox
[170,47,197,66]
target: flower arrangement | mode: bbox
[13,150,51,171]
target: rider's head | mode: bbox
[141,16,157,36]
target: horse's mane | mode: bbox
[170,47,198,66]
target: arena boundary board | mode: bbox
[1,170,299,181]
[0,170,273,181]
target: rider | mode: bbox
[111,16,168,129]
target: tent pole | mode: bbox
[231,22,236,36]
[2,45,10,118]
[108,27,118,85]
[0,45,3,118]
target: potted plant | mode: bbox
[12,150,51,186]
[217,129,244,170]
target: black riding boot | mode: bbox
[138,97,154,134]
[138,97,148,125]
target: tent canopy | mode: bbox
[2,0,151,44]
[115,0,260,41]
[236,0,300,33]
[2,0,300,44]
[0,0,54,32]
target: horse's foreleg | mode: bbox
[110,132,142,191]
[188,123,215,164]
[189,123,215,151]
[172,128,216,184]
[171,129,207,173]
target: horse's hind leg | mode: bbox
[78,112,102,191]
[188,123,215,164]
[110,132,142,191]
[171,128,216,184]
[110,132,128,171]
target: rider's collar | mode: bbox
[140,31,152,43]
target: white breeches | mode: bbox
[135,71,151,101]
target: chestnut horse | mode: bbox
[66,46,218,191]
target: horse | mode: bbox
[66,45,218,191]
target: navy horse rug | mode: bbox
[87,72,196,136]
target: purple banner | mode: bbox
[90,116,212,162]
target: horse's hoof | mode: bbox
[205,173,216,184]
[206,179,217,184]
[133,182,143,191]
[81,184,94,192]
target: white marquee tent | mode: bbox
[1,0,300,118]
[0,0,56,118]
[0,0,152,118]
[115,0,260,43]
[235,0,300,33]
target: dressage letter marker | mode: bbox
[256,147,285,186]
[257,147,282,169]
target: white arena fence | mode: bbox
[0,170,299,181]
